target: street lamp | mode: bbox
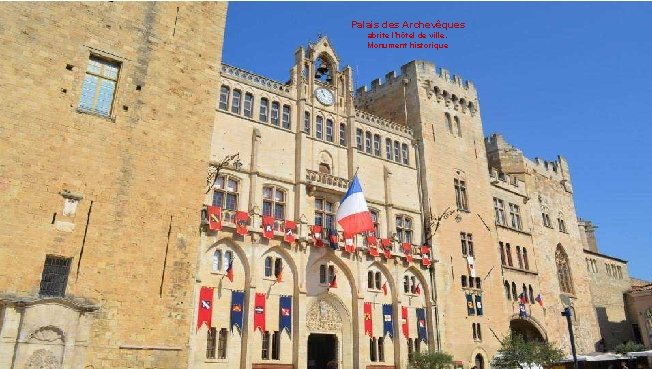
[205,153,242,193]
[561,307,579,369]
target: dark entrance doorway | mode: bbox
[307,333,337,369]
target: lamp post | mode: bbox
[561,307,579,369]
[205,153,242,193]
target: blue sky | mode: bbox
[223,2,652,280]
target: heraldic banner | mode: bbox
[402,306,409,338]
[197,286,214,331]
[279,295,292,335]
[416,307,428,342]
[382,303,394,338]
[254,292,266,332]
[364,302,373,337]
[230,290,245,331]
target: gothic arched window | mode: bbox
[556,245,574,294]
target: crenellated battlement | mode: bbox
[355,60,478,116]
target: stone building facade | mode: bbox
[0,2,227,368]
[191,36,620,369]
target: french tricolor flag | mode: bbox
[336,175,374,235]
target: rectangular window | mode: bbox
[494,198,505,225]
[320,264,327,284]
[370,337,377,362]
[461,232,474,257]
[39,255,72,297]
[356,129,363,151]
[378,337,385,361]
[558,218,567,233]
[271,331,280,360]
[259,98,269,122]
[243,93,253,118]
[385,138,392,160]
[455,179,469,211]
[401,143,409,165]
[231,90,241,114]
[365,131,372,154]
[509,203,522,230]
[542,213,552,228]
[262,331,270,359]
[282,105,291,129]
[206,327,217,359]
[339,123,346,146]
[393,140,401,162]
[373,134,381,156]
[326,119,334,142]
[271,102,280,125]
[79,55,120,116]
[219,85,230,111]
[217,328,228,359]
[316,116,323,139]
[304,112,311,134]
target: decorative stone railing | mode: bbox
[306,170,350,191]
[221,63,290,93]
[355,110,413,137]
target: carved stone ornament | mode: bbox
[306,299,343,332]
[26,349,61,369]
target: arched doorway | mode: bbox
[474,353,485,369]
[510,318,546,342]
[305,297,351,369]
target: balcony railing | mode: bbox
[306,170,350,191]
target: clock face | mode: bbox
[315,88,334,106]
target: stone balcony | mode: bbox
[305,169,350,194]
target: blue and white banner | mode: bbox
[416,307,428,342]
[279,295,292,335]
[230,290,245,331]
[382,304,394,338]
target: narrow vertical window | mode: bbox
[243,93,253,118]
[516,246,523,269]
[339,123,346,146]
[79,56,120,116]
[206,327,217,359]
[212,250,222,272]
[231,89,241,114]
[219,85,230,111]
[401,143,409,165]
[375,272,382,290]
[529,285,535,304]
[445,112,453,134]
[217,328,228,359]
[316,116,323,139]
[261,331,270,359]
[271,101,280,125]
[511,282,517,301]
[264,257,273,277]
[509,203,522,230]
[523,248,529,270]
[271,331,280,360]
[506,244,513,267]
[494,198,506,225]
[365,131,372,154]
[499,242,506,265]
[282,105,291,129]
[356,129,363,150]
[326,119,334,142]
[378,337,385,361]
[304,112,311,134]
[259,98,269,122]
[368,271,374,289]
[370,337,377,362]
[403,275,410,293]
[455,179,469,211]
[504,281,511,300]
[320,264,327,284]
[454,116,462,137]
[385,138,392,160]
[373,134,381,156]
[393,140,401,162]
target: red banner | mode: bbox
[421,244,431,266]
[343,233,355,253]
[402,243,413,263]
[311,225,324,247]
[235,211,250,236]
[381,238,392,259]
[253,293,266,332]
[197,286,214,331]
[402,306,409,338]
[368,246,379,257]
[207,206,222,231]
[366,234,378,246]
[364,302,373,337]
[381,281,388,296]
[262,215,275,239]
[284,220,296,243]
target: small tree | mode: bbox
[614,341,645,355]
[492,333,565,369]
[410,350,454,369]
